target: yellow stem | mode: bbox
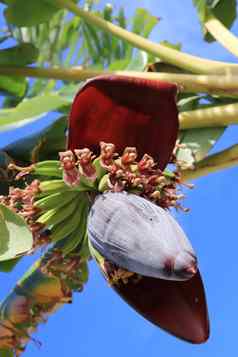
[0,65,99,81]
[179,102,238,129]
[205,16,238,59]
[54,0,238,74]
[2,66,238,97]
[181,144,238,181]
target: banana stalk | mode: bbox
[0,245,89,355]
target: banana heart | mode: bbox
[88,192,197,281]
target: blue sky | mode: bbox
[0,1,238,356]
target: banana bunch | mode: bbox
[31,160,92,255]
[9,147,184,259]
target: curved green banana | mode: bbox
[34,191,76,211]
[55,208,88,256]
[93,157,107,180]
[50,196,89,242]
[38,180,68,197]
[34,160,62,178]
[98,174,109,192]
[37,196,79,227]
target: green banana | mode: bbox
[37,196,79,227]
[55,212,87,256]
[36,208,58,225]
[98,174,109,192]
[71,177,95,192]
[38,180,68,197]
[34,191,76,211]
[78,231,91,260]
[50,196,89,243]
[93,157,107,180]
[34,160,62,177]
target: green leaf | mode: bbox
[0,1,14,4]
[116,7,127,29]
[57,16,81,53]
[108,50,148,71]
[0,43,39,66]
[0,151,11,169]
[82,23,101,63]
[126,50,148,71]
[0,350,14,357]
[125,8,158,58]
[0,75,27,97]
[108,58,131,70]
[147,42,184,72]
[193,0,237,42]
[0,35,10,44]
[0,94,70,131]
[4,0,59,26]
[0,204,33,262]
[177,127,225,166]
[57,83,81,102]
[177,95,203,111]
[4,116,67,162]
[0,180,9,196]
[131,8,158,38]
[0,151,11,195]
[160,40,182,51]
[102,4,113,59]
[38,116,67,160]
[0,257,20,272]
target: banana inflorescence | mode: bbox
[4,142,187,255]
[0,141,194,355]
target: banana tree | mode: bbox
[0,0,237,356]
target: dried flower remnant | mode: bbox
[0,180,50,248]
[74,148,97,181]
[102,260,140,286]
[40,249,87,293]
[120,147,138,166]
[59,150,80,187]
[99,141,116,169]
[100,145,188,211]
[0,251,87,355]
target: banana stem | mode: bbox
[179,102,238,129]
[181,144,238,181]
[2,66,238,97]
[54,0,238,74]
[205,16,238,59]
[0,251,88,355]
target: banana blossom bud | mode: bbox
[88,192,197,281]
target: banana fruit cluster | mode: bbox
[8,159,93,253]
[8,142,185,259]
